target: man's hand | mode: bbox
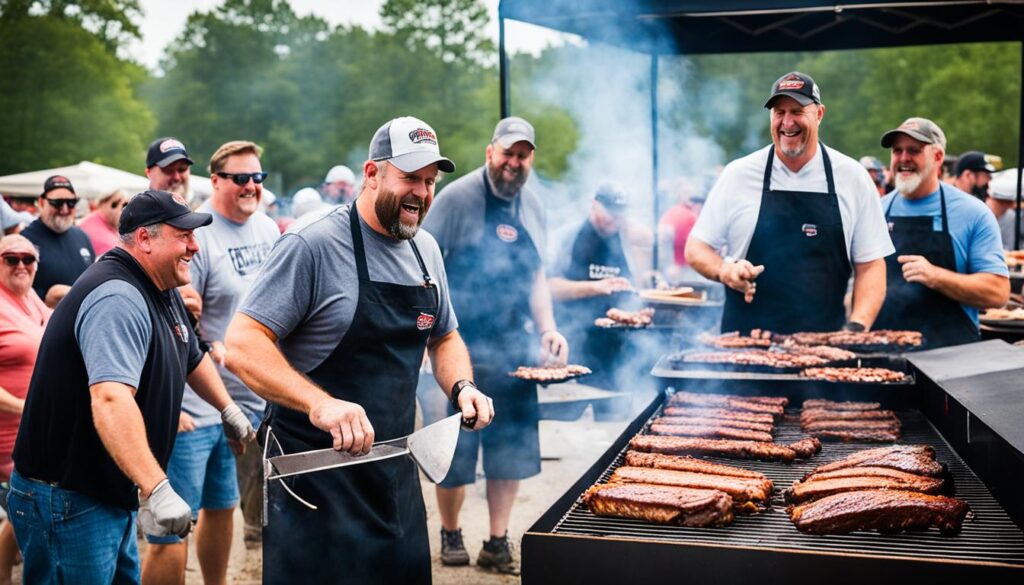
[898,255,941,288]
[309,397,374,455]
[540,330,569,366]
[454,384,494,431]
[138,479,192,538]
[590,277,632,296]
[221,403,256,455]
[717,260,765,303]
[178,411,196,433]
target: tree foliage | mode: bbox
[0,0,141,49]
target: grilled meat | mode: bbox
[785,475,946,504]
[800,408,897,422]
[783,330,923,349]
[662,407,775,424]
[801,419,901,432]
[788,489,969,535]
[584,483,734,526]
[630,435,797,463]
[787,437,822,458]
[801,367,908,383]
[681,350,829,369]
[509,364,591,382]
[649,423,774,443]
[623,451,771,483]
[653,416,774,434]
[808,428,901,443]
[667,392,784,416]
[802,399,881,411]
[781,344,857,361]
[698,329,775,348]
[610,466,772,506]
[806,445,942,478]
[596,307,655,328]
[803,466,946,484]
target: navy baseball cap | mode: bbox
[41,175,75,197]
[594,182,629,213]
[146,137,194,169]
[119,189,212,234]
[955,151,996,176]
[765,72,822,108]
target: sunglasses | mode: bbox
[109,200,128,209]
[216,171,268,186]
[44,197,79,209]
[2,254,37,267]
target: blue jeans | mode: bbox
[8,469,139,584]
[146,423,239,544]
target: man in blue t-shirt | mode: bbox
[874,117,1009,347]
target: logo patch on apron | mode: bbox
[496,224,518,242]
[887,221,895,233]
[416,312,435,331]
[802,223,818,237]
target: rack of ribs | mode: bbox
[807,429,902,443]
[662,407,775,424]
[609,466,772,508]
[667,392,785,416]
[805,445,943,478]
[784,475,946,504]
[698,329,775,348]
[802,419,901,432]
[801,466,942,484]
[800,367,908,383]
[584,483,735,527]
[649,423,774,443]
[630,435,802,462]
[652,416,774,434]
[787,437,823,458]
[788,489,970,535]
[802,399,881,411]
[801,408,897,422]
[623,451,772,484]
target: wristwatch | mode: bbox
[450,379,477,410]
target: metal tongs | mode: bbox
[261,413,463,525]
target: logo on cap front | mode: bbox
[408,129,437,145]
[160,139,186,153]
[901,121,919,130]
[778,76,805,91]
[416,312,435,331]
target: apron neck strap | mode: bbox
[884,185,950,234]
[349,200,433,286]
[763,142,835,194]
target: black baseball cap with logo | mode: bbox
[41,175,75,197]
[146,137,195,169]
[118,189,212,235]
[764,71,822,108]
[954,151,996,176]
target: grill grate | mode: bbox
[550,404,1024,567]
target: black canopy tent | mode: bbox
[497,0,1024,254]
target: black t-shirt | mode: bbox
[21,220,95,299]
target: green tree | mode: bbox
[0,0,141,49]
[0,14,153,174]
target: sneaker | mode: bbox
[440,528,470,566]
[476,534,520,575]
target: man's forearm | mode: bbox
[90,382,166,496]
[931,270,1010,309]
[849,258,887,328]
[225,314,330,414]
[547,276,596,301]
[428,331,474,399]
[529,270,558,332]
[186,354,232,412]
[684,239,724,282]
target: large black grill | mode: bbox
[523,392,1024,584]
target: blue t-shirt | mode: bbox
[880,185,1008,326]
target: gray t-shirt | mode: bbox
[998,208,1019,250]
[239,204,456,373]
[422,166,546,262]
[180,205,281,426]
[76,280,202,387]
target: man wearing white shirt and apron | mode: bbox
[686,72,894,334]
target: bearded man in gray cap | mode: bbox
[225,116,493,584]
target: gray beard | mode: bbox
[895,172,924,196]
[44,214,74,234]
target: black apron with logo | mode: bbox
[721,144,851,334]
[444,170,540,437]
[874,186,979,348]
[557,220,632,386]
[263,203,438,584]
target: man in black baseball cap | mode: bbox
[118,189,212,235]
[22,175,95,306]
[145,137,194,200]
[953,150,997,200]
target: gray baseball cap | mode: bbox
[880,117,947,150]
[492,116,536,149]
[369,117,455,173]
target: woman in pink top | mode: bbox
[78,189,128,257]
[0,234,52,582]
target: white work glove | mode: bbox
[138,479,192,538]
[221,403,256,443]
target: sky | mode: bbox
[127,0,576,71]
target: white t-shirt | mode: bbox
[691,144,894,264]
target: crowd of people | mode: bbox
[0,69,1020,584]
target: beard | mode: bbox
[44,213,75,234]
[167,176,190,200]
[374,187,429,240]
[894,157,934,196]
[971,184,988,199]
[487,160,528,198]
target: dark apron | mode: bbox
[556,220,632,386]
[263,203,439,584]
[444,171,540,432]
[874,186,979,348]
[721,144,851,334]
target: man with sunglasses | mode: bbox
[10,190,255,584]
[142,141,279,585]
[21,175,95,307]
[80,189,130,257]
